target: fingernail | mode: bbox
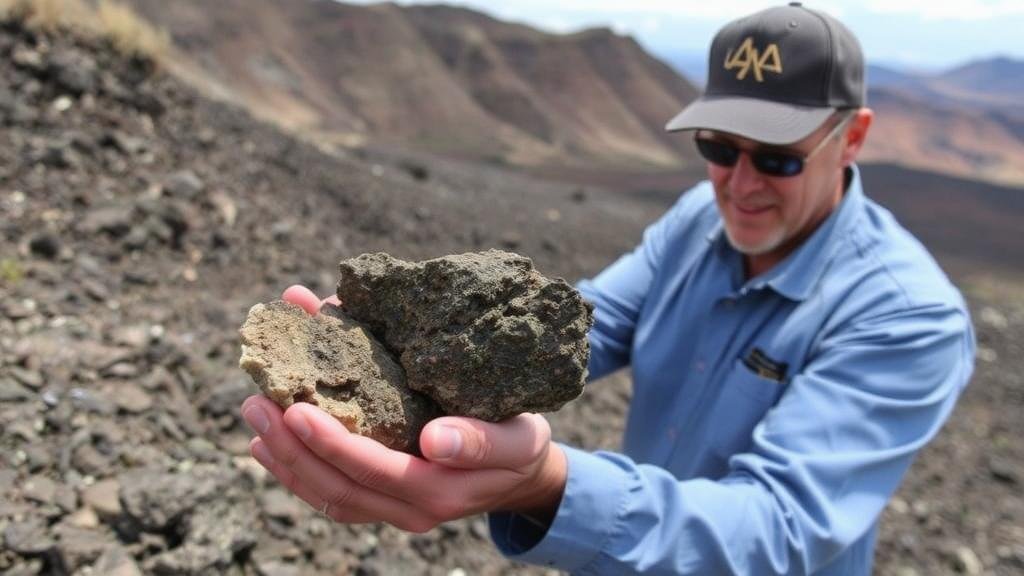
[289,412,312,440]
[243,406,270,434]
[252,441,274,466]
[432,425,463,460]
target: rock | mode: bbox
[68,506,100,528]
[109,325,151,349]
[0,378,32,401]
[1,561,43,576]
[989,455,1019,485]
[23,475,57,505]
[23,442,53,472]
[119,465,238,532]
[11,47,44,71]
[9,367,44,390]
[2,299,36,320]
[208,190,237,227]
[239,301,439,453]
[22,476,78,513]
[82,479,123,518]
[93,546,143,576]
[979,306,1009,329]
[202,377,252,418]
[144,499,258,575]
[80,277,110,302]
[953,545,983,575]
[112,383,153,413]
[0,469,18,492]
[400,160,430,181]
[72,443,113,477]
[255,560,304,576]
[163,169,205,199]
[4,518,55,555]
[261,488,305,526]
[28,233,60,259]
[69,387,115,415]
[79,204,134,237]
[48,49,98,95]
[101,131,150,156]
[54,522,117,572]
[337,250,593,420]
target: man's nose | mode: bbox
[728,151,765,196]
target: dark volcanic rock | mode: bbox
[239,300,440,453]
[337,250,593,421]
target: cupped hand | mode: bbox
[239,285,567,532]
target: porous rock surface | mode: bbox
[336,250,594,421]
[239,301,439,453]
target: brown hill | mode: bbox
[861,87,1024,187]
[121,0,699,169]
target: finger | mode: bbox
[420,414,551,470]
[282,284,323,315]
[249,437,376,524]
[322,294,341,307]
[243,396,427,528]
[283,402,441,500]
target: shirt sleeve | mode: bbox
[577,184,710,381]
[490,302,975,575]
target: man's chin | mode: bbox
[724,229,786,257]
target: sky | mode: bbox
[344,0,1024,75]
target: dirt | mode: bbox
[1,18,1022,576]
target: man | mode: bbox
[240,3,975,574]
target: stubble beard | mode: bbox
[722,223,788,257]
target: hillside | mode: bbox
[1,6,1023,576]
[121,0,700,170]
[860,87,1024,186]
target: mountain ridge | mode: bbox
[123,0,700,169]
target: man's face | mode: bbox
[703,115,850,272]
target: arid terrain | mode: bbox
[1,6,1023,576]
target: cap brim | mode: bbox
[665,96,835,145]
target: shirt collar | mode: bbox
[706,165,864,302]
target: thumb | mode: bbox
[420,413,551,470]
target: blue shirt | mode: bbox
[490,166,976,575]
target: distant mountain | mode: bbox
[121,1,1023,186]
[121,0,700,170]
[939,56,1024,102]
[860,87,1024,186]
[865,63,928,90]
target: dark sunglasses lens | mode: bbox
[695,139,740,167]
[753,152,803,177]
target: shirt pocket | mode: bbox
[709,358,786,461]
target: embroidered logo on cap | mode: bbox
[724,37,783,82]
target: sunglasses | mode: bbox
[694,113,854,177]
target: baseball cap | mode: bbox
[665,2,865,145]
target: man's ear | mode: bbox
[840,108,873,167]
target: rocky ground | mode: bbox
[1,17,1022,576]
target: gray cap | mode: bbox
[665,2,865,145]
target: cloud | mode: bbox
[863,0,1024,20]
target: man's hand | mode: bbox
[240,285,568,532]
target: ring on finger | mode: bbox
[319,500,330,518]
